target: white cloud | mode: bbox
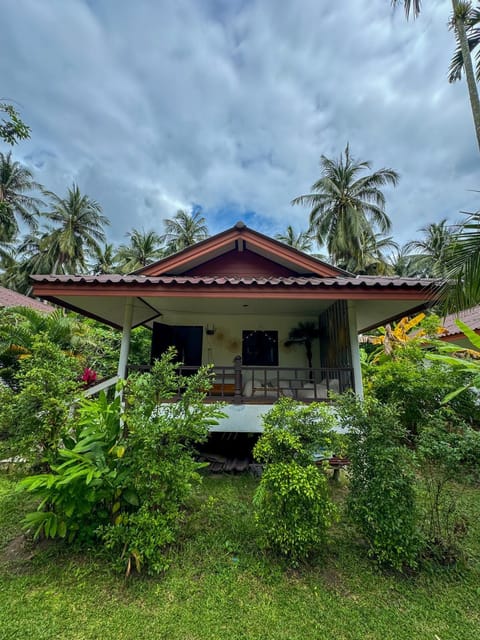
[0,0,478,249]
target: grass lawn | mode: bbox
[1,471,479,640]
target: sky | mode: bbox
[1,0,479,249]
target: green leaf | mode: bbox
[456,319,480,350]
[122,489,140,506]
[57,520,67,538]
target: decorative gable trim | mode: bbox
[135,221,346,278]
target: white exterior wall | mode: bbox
[155,310,345,433]
[157,310,321,371]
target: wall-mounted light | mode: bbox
[206,324,216,335]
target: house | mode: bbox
[440,305,480,349]
[31,221,439,432]
[0,285,53,313]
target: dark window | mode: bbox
[151,323,203,366]
[242,330,278,366]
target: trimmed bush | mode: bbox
[253,398,338,562]
[337,394,420,571]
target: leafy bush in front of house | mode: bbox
[337,393,420,571]
[0,336,81,467]
[252,398,338,562]
[20,391,124,542]
[19,349,225,575]
[416,408,480,563]
[100,352,225,575]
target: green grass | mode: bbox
[1,472,480,640]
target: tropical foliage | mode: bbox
[337,394,420,570]
[162,209,209,254]
[253,398,338,561]
[0,151,42,242]
[0,336,82,467]
[443,209,480,311]
[41,184,109,274]
[275,225,314,252]
[403,219,454,277]
[116,228,164,272]
[393,0,480,151]
[292,145,399,271]
[18,350,225,575]
[0,102,30,145]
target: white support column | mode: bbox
[347,300,364,399]
[117,297,134,381]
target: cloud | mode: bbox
[0,0,478,249]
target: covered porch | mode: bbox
[31,222,439,431]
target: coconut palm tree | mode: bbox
[275,225,314,252]
[90,243,120,275]
[393,0,480,152]
[41,184,109,274]
[343,233,398,275]
[162,209,209,254]
[403,218,454,277]
[0,151,43,242]
[1,242,44,296]
[388,245,421,277]
[117,229,164,272]
[292,145,399,268]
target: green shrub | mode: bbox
[19,391,124,542]
[254,397,338,464]
[253,461,336,562]
[337,394,420,571]
[0,336,81,466]
[417,408,480,563]
[253,398,338,562]
[100,351,225,574]
[20,348,225,575]
[365,347,480,437]
[20,351,223,574]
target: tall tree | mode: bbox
[0,151,42,242]
[4,232,56,294]
[392,0,480,151]
[162,209,209,254]
[292,145,399,267]
[388,245,422,277]
[0,102,30,146]
[343,233,398,275]
[41,183,109,274]
[117,229,164,272]
[90,243,120,275]
[403,218,454,277]
[275,225,314,252]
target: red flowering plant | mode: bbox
[81,367,97,386]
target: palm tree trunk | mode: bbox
[452,0,480,152]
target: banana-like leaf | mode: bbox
[456,319,480,350]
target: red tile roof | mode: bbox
[0,285,53,312]
[441,305,480,336]
[31,273,438,289]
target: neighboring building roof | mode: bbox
[0,285,53,313]
[440,305,480,340]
